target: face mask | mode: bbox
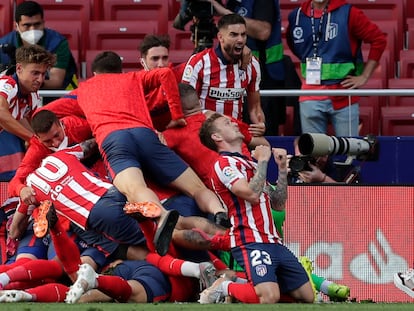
[48,135,69,152]
[140,58,150,71]
[19,29,43,45]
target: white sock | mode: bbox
[0,273,10,287]
[180,262,200,278]
[221,280,232,296]
[320,280,333,295]
[235,277,248,284]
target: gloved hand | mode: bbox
[214,211,231,228]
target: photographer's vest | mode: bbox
[288,4,364,85]
[233,0,285,81]
[0,29,78,90]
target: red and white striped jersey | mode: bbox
[0,76,41,128]
[210,153,281,248]
[181,47,261,120]
[25,145,112,230]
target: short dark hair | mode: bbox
[15,1,44,23]
[15,45,56,66]
[139,34,170,56]
[217,13,246,31]
[91,51,123,74]
[178,83,200,112]
[31,110,59,134]
[199,113,223,152]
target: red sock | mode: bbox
[96,275,132,302]
[0,257,32,273]
[228,282,260,303]
[168,276,195,302]
[5,280,45,290]
[145,252,184,277]
[137,219,157,252]
[208,251,229,270]
[7,259,63,282]
[50,222,81,275]
[26,283,69,302]
[279,293,296,302]
[138,219,179,257]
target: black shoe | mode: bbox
[46,203,58,230]
[153,210,179,256]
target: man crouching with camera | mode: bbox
[287,137,337,184]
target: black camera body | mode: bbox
[289,155,316,174]
[0,43,17,75]
[187,0,215,19]
[186,0,220,52]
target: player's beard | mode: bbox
[223,44,242,63]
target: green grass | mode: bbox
[0,303,412,311]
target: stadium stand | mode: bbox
[358,78,385,135]
[381,106,414,135]
[21,0,91,61]
[45,20,80,73]
[407,22,414,50]
[358,106,375,136]
[348,0,404,56]
[399,49,414,78]
[84,49,141,78]
[168,21,195,51]
[364,20,398,77]
[88,20,158,50]
[387,78,414,106]
[362,49,390,88]
[5,0,413,136]
[404,0,414,28]
[0,0,12,36]
[92,0,168,34]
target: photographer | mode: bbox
[288,137,337,184]
[173,0,222,53]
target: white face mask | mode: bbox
[48,135,69,152]
[19,29,43,45]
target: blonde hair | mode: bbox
[15,45,56,67]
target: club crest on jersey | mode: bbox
[208,87,245,100]
[255,264,268,277]
[223,166,236,179]
[0,83,12,92]
[182,65,194,82]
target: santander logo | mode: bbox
[286,229,408,284]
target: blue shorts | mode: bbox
[163,194,205,217]
[101,127,188,185]
[16,223,56,260]
[112,260,171,302]
[72,226,118,268]
[87,187,146,246]
[231,243,309,293]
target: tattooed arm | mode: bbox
[264,148,288,211]
[230,145,271,204]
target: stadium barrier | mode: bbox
[285,185,414,303]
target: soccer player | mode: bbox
[42,51,230,239]
[198,113,314,303]
[394,268,414,298]
[0,45,55,180]
[8,110,94,205]
[162,83,268,187]
[181,13,265,126]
